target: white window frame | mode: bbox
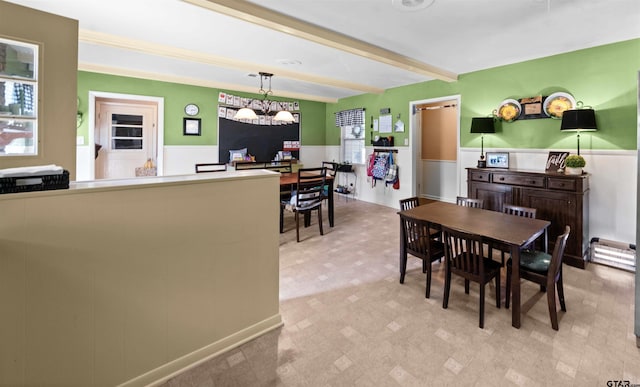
[0,37,38,156]
[340,111,366,165]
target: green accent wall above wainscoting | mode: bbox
[77,71,327,146]
[327,38,639,150]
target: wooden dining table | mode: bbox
[279,172,335,227]
[398,200,550,328]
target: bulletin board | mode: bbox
[218,117,300,162]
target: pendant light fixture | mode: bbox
[233,72,295,123]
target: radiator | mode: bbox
[589,237,636,272]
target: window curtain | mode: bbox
[335,108,365,127]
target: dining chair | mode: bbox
[399,196,420,211]
[398,214,445,298]
[264,160,292,173]
[441,226,501,329]
[195,163,227,173]
[399,196,442,271]
[280,167,327,242]
[489,204,538,265]
[505,226,570,330]
[456,196,484,208]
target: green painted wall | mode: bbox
[77,71,327,146]
[327,38,639,151]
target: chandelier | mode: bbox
[234,72,295,123]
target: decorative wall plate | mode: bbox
[497,99,521,122]
[543,92,576,119]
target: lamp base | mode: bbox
[477,159,487,168]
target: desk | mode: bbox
[398,201,550,328]
[280,173,335,227]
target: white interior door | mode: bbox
[95,102,156,179]
[416,98,459,202]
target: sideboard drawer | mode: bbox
[470,171,490,182]
[547,178,577,191]
[492,173,545,188]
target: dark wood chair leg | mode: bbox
[479,283,485,329]
[464,279,470,294]
[425,266,432,298]
[422,260,427,273]
[318,207,323,236]
[505,264,511,309]
[557,272,567,312]
[295,211,300,242]
[279,204,284,233]
[495,273,501,308]
[400,252,408,284]
[443,267,451,309]
[547,286,559,330]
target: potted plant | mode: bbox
[564,154,585,175]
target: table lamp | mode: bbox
[560,108,597,155]
[470,117,495,168]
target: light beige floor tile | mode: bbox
[159,199,639,387]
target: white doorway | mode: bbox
[76,92,164,181]
[410,95,460,202]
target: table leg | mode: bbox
[399,219,407,282]
[510,244,521,328]
[328,178,334,227]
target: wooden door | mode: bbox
[417,100,458,201]
[95,102,156,179]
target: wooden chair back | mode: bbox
[399,196,420,211]
[264,160,292,173]
[502,204,537,218]
[399,214,442,261]
[547,226,571,284]
[195,163,227,173]
[442,226,486,278]
[295,167,327,210]
[456,196,484,208]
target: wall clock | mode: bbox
[184,103,199,116]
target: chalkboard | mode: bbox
[218,118,300,163]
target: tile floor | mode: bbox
[161,198,639,386]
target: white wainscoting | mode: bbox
[85,143,636,246]
[75,145,92,181]
[419,159,458,203]
[459,148,637,246]
[163,145,218,176]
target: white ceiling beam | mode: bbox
[79,29,383,96]
[182,0,458,82]
[78,62,339,103]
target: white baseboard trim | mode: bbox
[118,313,283,387]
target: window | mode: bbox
[341,111,366,164]
[0,38,38,156]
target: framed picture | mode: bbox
[183,117,201,136]
[486,152,509,168]
[545,151,569,172]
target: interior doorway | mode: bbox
[410,96,460,202]
[95,101,157,179]
[77,92,164,181]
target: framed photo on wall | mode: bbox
[183,117,201,136]
[486,152,509,168]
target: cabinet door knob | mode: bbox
[499,177,504,181]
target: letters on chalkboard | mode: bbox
[546,151,569,172]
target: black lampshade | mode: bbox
[560,109,597,132]
[470,117,496,133]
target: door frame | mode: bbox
[409,94,461,199]
[83,91,164,181]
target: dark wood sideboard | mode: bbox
[466,168,589,269]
